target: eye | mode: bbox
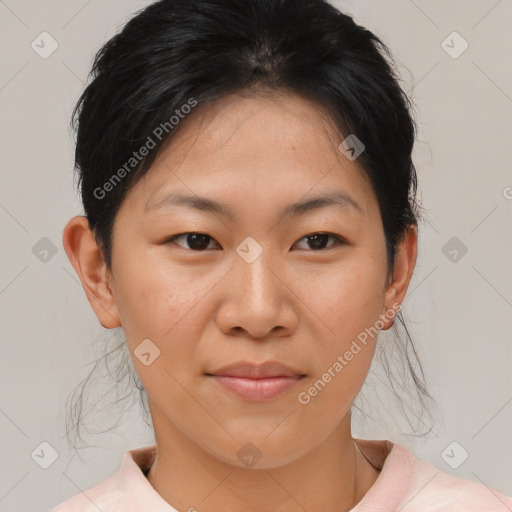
[165,231,346,252]
[292,232,346,251]
[167,232,220,251]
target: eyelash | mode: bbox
[164,232,347,252]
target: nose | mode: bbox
[215,250,298,339]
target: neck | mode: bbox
[145,410,380,512]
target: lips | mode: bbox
[206,361,306,402]
[208,361,305,379]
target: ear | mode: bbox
[62,215,121,329]
[379,224,418,330]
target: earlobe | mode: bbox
[380,225,418,330]
[62,215,121,329]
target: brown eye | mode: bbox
[293,233,345,251]
[165,232,345,252]
[167,233,220,251]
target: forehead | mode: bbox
[121,91,377,219]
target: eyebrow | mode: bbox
[145,190,364,220]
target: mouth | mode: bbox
[205,361,307,402]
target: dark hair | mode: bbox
[66,0,438,448]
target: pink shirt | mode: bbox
[50,439,512,511]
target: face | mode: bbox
[65,90,415,469]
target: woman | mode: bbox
[55,0,512,510]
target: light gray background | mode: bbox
[1,0,511,510]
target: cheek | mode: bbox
[114,265,210,399]
[303,255,386,341]
[297,255,385,402]
[295,265,382,422]
[113,257,200,349]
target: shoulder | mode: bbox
[51,490,133,512]
[50,472,135,512]
[354,438,512,512]
[405,455,512,511]
[50,445,166,512]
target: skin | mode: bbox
[63,90,417,512]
